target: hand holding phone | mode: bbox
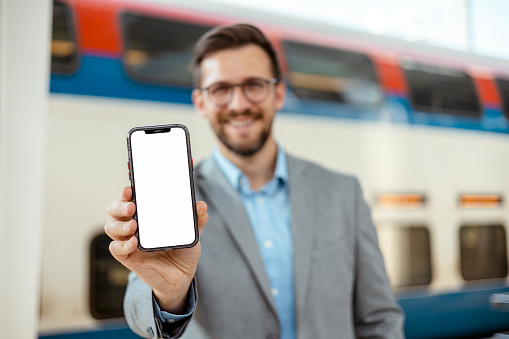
[105,124,208,313]
[105,187,208,313]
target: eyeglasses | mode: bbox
[200,78,278,106]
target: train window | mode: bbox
[282,40,382,105]
[495,77,509,119]
[90,233,130,319]
[377,225,432,288]
[402,59,481,118]
[51,1,79,74]
[121,13,210,87]
[460,225,508,281]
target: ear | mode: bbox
[274,80,286,111]
[192,89,207,118]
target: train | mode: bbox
[40,0,509,338]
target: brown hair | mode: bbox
[192,23,281,88]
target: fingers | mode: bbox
[109,235,138,262]
[121,186,132,201]
[196,201,208,236]
[105,218,137,241]
[106,186,134,221]
[107,199,135,221]
[105,186,137,263]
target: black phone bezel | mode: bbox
[126,123,199,252]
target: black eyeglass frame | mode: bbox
[198,77,278,106]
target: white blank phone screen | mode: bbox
[130,127,196,249]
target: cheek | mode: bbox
[197,101,219,120]
[261,102,277,120]
[204,109,223,124]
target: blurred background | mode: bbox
[195,0,509,59]
[1,0,509,338]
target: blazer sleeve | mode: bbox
[351,178,406,338]
[123,271,197,338]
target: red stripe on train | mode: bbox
[474,77,502,106]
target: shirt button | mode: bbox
[270,288,279,297]
[257,197,264,204]
[264,240,274,249]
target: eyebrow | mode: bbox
[208,77,266,86]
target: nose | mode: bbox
[227,85,251,111]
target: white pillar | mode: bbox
[0,0,51,338]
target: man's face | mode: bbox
[192,44,285,157]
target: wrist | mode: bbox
[153,280,193,314]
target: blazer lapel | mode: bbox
[195,157,278,316]
[287,155,317,323]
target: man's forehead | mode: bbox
[199,44,272,84]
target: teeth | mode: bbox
[230,119,253,127]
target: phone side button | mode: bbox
[192,158,194,172]
[128,171,131,181]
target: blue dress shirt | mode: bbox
[213,147,296,339]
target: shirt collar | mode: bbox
[212,146,288,192]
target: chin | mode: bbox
[226,137,269,157]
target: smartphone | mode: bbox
[127,124,198,251]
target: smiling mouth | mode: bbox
[228,118,255,127]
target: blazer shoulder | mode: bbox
[287,153,359,187]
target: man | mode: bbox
[106,23,404,339]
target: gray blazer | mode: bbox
[124,154,405,339]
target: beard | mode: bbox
[215,110,272,157]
